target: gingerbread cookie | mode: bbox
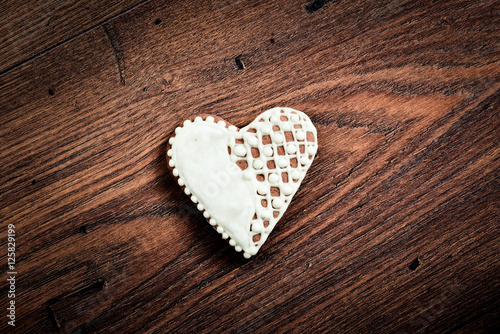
[166,107,318,258]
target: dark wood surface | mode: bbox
[1,0,499,333]
[0,0,146,75]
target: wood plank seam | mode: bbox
[0,0,152,78]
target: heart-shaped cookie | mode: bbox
[166,107,317,258]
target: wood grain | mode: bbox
[0,0,499,333]
[0,0,147,75]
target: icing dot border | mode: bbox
[166,113,254,258]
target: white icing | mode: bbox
[257,185,268,195]
[282,184,293,196]
[243,171,253,180]
[234,145,246,157]
[263,147,273,157]
[261,125,271,134]
[274,133,284,143]
[246,134,259,146]
[286,144,297,154]
[272,198,283,209]
[261,209,271,219]
[253,159,264,169]
[252,222,262,232]
[171,121,255,250]
[269,173,279,184]
[296,130,305,141]
[167,107,318,257]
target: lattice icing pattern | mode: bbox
[166,107,318,258]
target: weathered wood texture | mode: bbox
[0,0,145,75]
[1,0,499,333]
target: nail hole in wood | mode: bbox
[270,38,275,44]
[48,89,55,96]
[32,179,36,185]
[154,18,162,25]
[235,55,245,70]
[79,226,88,234]
[306,0,328,13]
[409,257,420,271]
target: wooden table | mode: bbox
[1,0,499,333]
